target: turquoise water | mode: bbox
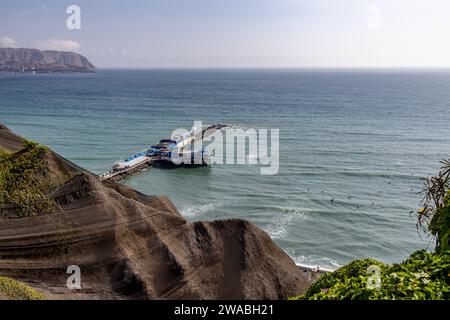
[1,69,450,269]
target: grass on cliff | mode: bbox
[0,140,60,217]
[292,160,450,300]
[0,276,46,300]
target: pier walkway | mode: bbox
[99,157,154,182]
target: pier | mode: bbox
[99,157,154,182]
[98,123,231,182]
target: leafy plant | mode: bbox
[418,159,450,252]
[0,140,60,217]
[292,250,449,300]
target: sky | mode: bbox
[1,0,450,68]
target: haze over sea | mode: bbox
[1,69,449,270]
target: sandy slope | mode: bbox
[0,124,311,299]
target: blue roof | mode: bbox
[124,151,146,162]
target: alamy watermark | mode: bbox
[170,121,279,175]
[367,265,382,289]
[66,5,81,30]
[366,5,382,31]
[66,265,81,290]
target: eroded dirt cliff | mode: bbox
[0,124,311,299]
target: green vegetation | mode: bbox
[292,160,450,300]
[418,159,450,253]
[0,140,60,217]
[434,194,450,253]
[292,250,449,300]
[0,276,46,300]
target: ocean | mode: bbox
[1,69,449,270]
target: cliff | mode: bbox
[0,124,312,299]
[0,48,96,73]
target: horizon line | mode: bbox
[94,66,450,71]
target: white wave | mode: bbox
[291,254,341,272]
[265,208,308,240]
[180,202,223,218]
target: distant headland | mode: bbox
[0,48,96,73]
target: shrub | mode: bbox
[0,276,46,300]
[418,160,450,252]
[0,140,60,217]
[292,250,449,300]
